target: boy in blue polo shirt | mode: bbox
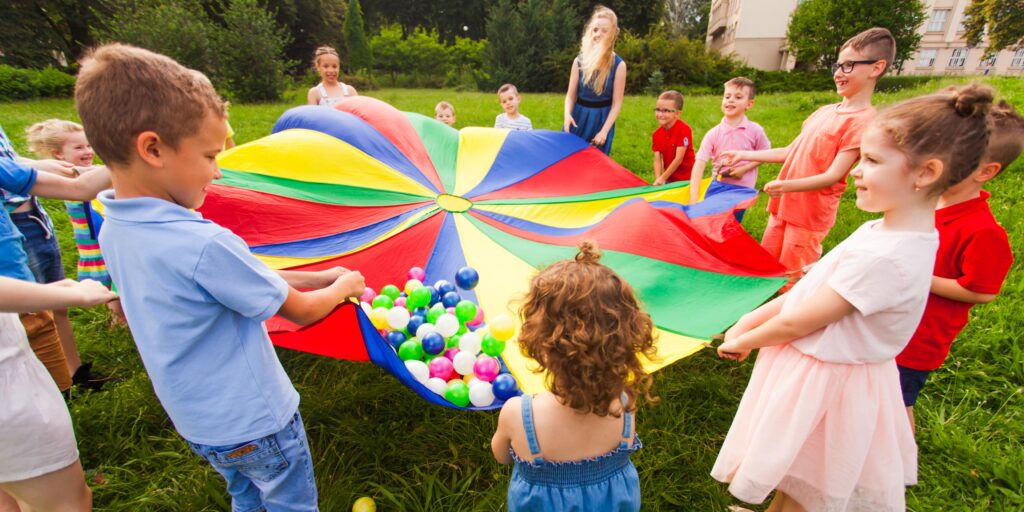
[76,44,365,511]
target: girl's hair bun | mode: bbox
[951,83,994,119]
[575,239,601,264]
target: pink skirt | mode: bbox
[711,343,916,511]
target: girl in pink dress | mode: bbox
[712,84,996,511]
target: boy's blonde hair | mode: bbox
[26,119,84,159]
[435,101,455,115]
[841,27,896,75]
[658,90,684,110]
[725,76,757,99]
[987,100,1024,174]
[75,43,226,167]
[497,84,519,97]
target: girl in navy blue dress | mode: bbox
[563,6,627,155]
[491,240,656,512]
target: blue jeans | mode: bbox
[11,208,65,284]
[187,412,319,512]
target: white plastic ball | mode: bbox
[453,351,477,375]
[416,323,438,339]
[469,383,496,407]
[404,360,429,384]
[458,331,482,355]
[386,307,411,330]
[435,313,460,338]
[425,377,447,395]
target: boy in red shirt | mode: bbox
[717,28,894,288]
[897,100,1022,433]
[651,90,695,186]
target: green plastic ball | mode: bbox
[427,303,446,324]
[380,284,401,300]
[446,334,462,348]
[371,294,393,310]
[454,300,477,323]
[480,333,506,357]
[398,340,424,361]
[408,286,432,309]
[444,381,470,407]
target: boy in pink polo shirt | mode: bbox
[652,90,695,185]
[688,76,771,215]
[718,28,894,286]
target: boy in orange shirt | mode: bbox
[719,28,894,287]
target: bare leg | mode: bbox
[52,308,82,374]
[766,491,808,512]
[906,406,916,435]
[0,460,91,512]
[0,489,21,512]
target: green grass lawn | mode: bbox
[2,77,1022,511]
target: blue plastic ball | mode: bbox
[421,332,446,355]
[427,286,441,306]
[455,267,480,290]
[385,330,407,349]
[412,307,429,317]
[435,280,457,295]
[441,291,461,308]
[407,316,426,336]
[492,373,519,401]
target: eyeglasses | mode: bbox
[654,108,678,114]
[831,60,879,74]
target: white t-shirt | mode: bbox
[785,220,939,364]
[495,113,532,131]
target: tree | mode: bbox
[0,0,107,68]
[214,0,293,102]
[569,1,664,35]
[483,0,581,92]
[369,23,410,82]
[963,0,1024,53]
[344,0,373,71]
[265,0,345,73]
[94,0,218,77]
[786,0,926,71]
[483,0,530,89]
[664,0,712,39]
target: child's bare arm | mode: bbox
[491,398,519,464]
[276,267,350,290]
[276,270,365,326]
[763,149,858,197]
[0,276,116,313]
[306,87,319,105]
[689,158,708,203]
[652,153,664,184]
[29,166,111,201]
[19,157,76,177]
[661,146,687,180]
[718,284,853,361]
[718,145,789,166]
[723,161,759,178]
[930,276,997,304]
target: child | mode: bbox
[564,6,626,154]
[896,100,1021,433]
[494,84,532,131]
[0,275,115,512]
[688,77,771,208]
[306,45,358,107]
[651,90,695,186]
[77,44,366,510]
[491,240,655,512]
[718,28,894,285]
[27,120,123,314]
[713,84,995,511]
[435,101,456,126]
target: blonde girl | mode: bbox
[713,85,994,511]
[563,6,627,155]
[306,45,359,107]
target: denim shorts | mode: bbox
[187,412,319,512]
[897,365,932,407]
[11,209,65,284]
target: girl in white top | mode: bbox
[712,84,996,512]
[0,276,115,511]
[306,46,358,107]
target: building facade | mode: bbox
[705,0,1024,76]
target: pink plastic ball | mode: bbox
[468,307,484,327]
[444,347,460,361]
[446,306,456,315]
[408,267,426,282]
[473,355,500,382]
[394,297,407,308]
[360,287,376,304]
[429,356,454,380]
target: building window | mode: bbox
[928,9,950,32]
[949,48,968,67]
[1012,48,1024,68]
[979,54,997,68]
[918,49,938,67]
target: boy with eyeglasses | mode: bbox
[717,27,894,289]
[652,90,695,185]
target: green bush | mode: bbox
[0,66,35,101]
[0,65,76,102]
[214,0,293,102]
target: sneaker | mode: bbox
[71,361,118,392]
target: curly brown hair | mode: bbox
[517,240,657,417]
